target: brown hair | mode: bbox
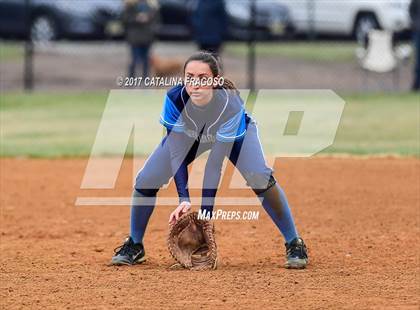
[183,51,239,94]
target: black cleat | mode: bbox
[285,237,308,269]
[111,237,146,266]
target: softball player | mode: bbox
[111,51,308,268]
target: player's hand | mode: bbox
[169,201,191,225]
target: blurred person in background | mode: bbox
[192,0,227,58]
[122,0,159,78]
[410,0,420,91]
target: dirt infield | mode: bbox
[0,157,419,309]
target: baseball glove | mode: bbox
[167,211,217,270]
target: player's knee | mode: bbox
[245,173,276,195]
[134,187,158,197]
[135,173,165,197]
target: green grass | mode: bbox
[0,41,23,62]
[322,93,419,155]
[0,91,419,157]
[225,42,358,62]
[0,92,108,157]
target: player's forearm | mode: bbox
[202,162,223,210]
[201,141,231,209]
[166,130,192,203]
[174,162,190,203]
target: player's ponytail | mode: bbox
[220,77,238,93]
[183,51,239,95]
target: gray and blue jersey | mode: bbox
[159,85,249,143]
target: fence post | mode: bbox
[247,0,256,92]
[307,0,316,40]
[24,0,34,91]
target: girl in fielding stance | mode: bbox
[111,52,308,269]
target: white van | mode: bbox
[280,0,411,41]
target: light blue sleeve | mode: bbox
[159,95,185,133]
[216,109,247,142]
